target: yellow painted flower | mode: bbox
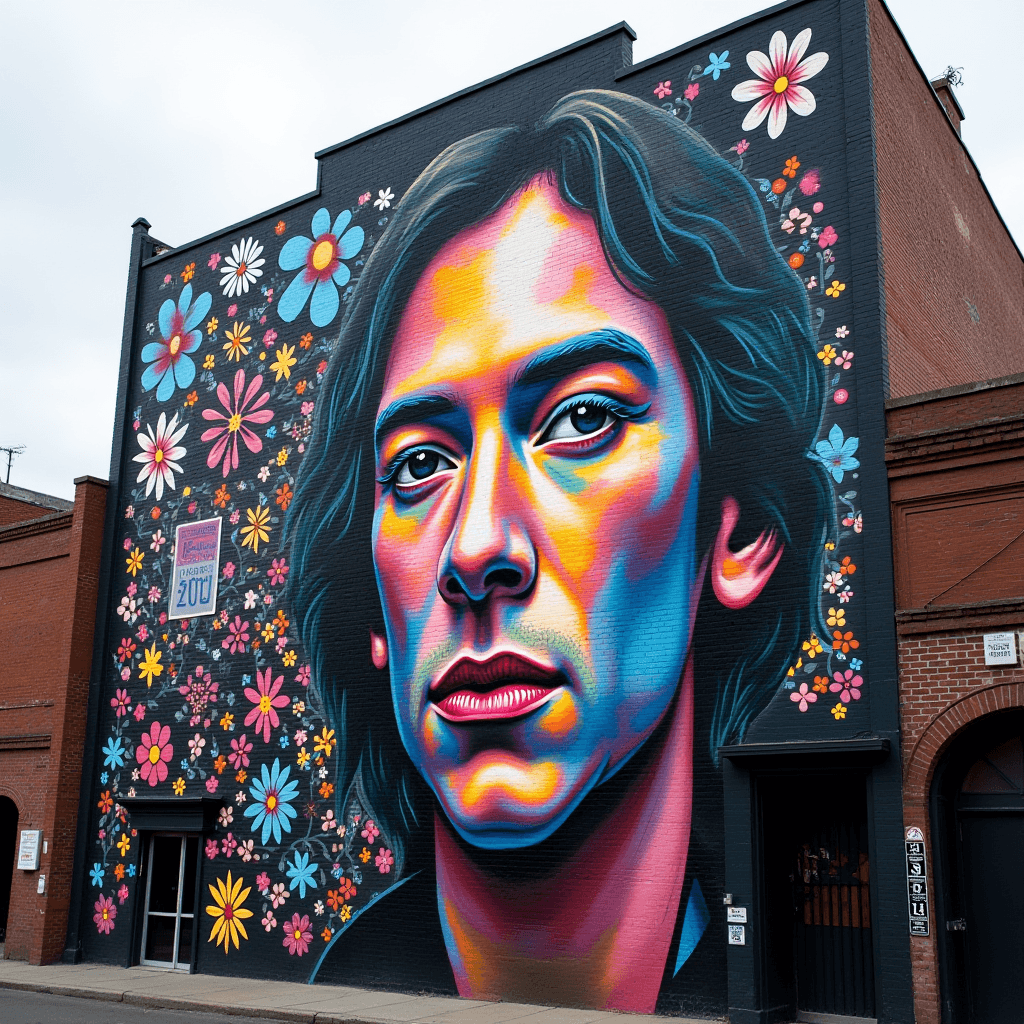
[220,712,234,730]
[826,607,846,627]
[206,871,253,953]
[126,547,144,576]
[181,262,195,283]
[276,448,288,467]
[203,354,216,370]
[173,777,186,795]
[261,622,275,643]
[802,634,823,657]
[138,643,163,688]
[117,834,130,857]
[183,486,192,496]
[206,316,219,335]
[831,703,847,720]
[339,904,352,922]
[282,650,297,668]
[826,281,846,299]
[270,343,297,382]
[240,505,271,554]
[359,847,371,863]
[222,322,251,362]
[296,747,310,768]
[313,727,336,758]
[817,344,837,365]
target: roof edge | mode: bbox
[885,370,1024,410]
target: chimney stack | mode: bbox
[931,77,965,136]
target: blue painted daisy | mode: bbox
[141,284,211,402]
[285,850,318,898]
[814,423,860,483]
[244,757,299,844]
[277,208,364,327]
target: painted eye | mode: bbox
[395,447,456,486]
[542,403,615,442]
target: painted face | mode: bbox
[372,177,702,849]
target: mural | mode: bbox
[85,12,868,1018]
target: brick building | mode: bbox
[0,477,108,962]
[887,372,1024,1024]
[59,1,1023,1022]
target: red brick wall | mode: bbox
[0,477,107,963]
[897,630,1024,1024]
[869,0,1024,399]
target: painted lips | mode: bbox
[430,652,563,723]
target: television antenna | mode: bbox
[0,445,26,484]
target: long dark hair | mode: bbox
[285,90,829,868]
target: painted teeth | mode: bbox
[446,686,545,711]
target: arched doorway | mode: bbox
[933,709,1024,1024]
[0,795,18,944]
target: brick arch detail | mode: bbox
[0,787,23,817]
[904,680,1024,803]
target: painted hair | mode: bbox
[285,89,829,867]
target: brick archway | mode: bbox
[902,680,1024,1024]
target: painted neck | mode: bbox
[433,661,695,1013]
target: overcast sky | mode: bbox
[2,0,1020,499]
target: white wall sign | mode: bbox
[169,517,223,619]
[983,632,1018,666]
[18,830,42,870]
[727,907,748,923]
[728,924,746,945]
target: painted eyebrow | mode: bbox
[511,329,657,392]
[374,394,458,452]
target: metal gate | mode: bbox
[791,810,876,1020]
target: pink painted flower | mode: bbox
[262,911,277,931]
[295,665,310,687]
[256,871,271,891]
[238,839,255,862]
[227,303,238,317]
[684,82,699,101]
[221,832,238,857]
[358,191,371,205]
[228,733,253,770]
[799,169,821,195]
[735,139,750,155]
[300,401,315,417]
[222,616,250,654]
[137,625,149,643]
[375,848,394,874]
[136,721,173,786]
[818,225,838,249]
[837,350,854,370]
[830,669,863,702]
[117,884,130,904]
[361,820,379,842]
[263,329,278,348]
[653,80,672,99]
[270,882,289,908]
[179,665,218,725]
[111,688,131,716]
[188,732,206,759]
[201,369,273,478]
[244,667,289,742]
[268,558,289,586]
[789,681,818,712]
[133,703,146,722]
[731,29,829,139]
[283,913,313,955]
[223,561,236,580]
[206,776,219,794]
[94,895,117,934]
[208,253,221,270]
[205,838,219,860]
[148,586,161,603]
[132,412,188,500]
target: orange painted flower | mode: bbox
[275,483,293,511]
[98,790,113,813]
[299,332,313,350]
[783,156,800,178]
[274,220,286,235]
[771,178,787,194]
[214,484,231,508]
[181,262,195,283]
[832,630,860,654]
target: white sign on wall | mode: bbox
[169,517,222,619]
[18,830,42,870]
[983,632,1018,666]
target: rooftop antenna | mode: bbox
[941,65,965,88]
[0,444,26,484]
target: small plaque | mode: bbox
[169,517,223,619]
[728,924,746,945]
[18,830,42,870]
[983,632,1018,666]
[905,826,924,842]
[906,839,930,936]
[727,907,747,923]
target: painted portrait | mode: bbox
[286,89,829,1012]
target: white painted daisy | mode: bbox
[731,28,829,139]
[219,236,266,298]
[373,187,395,211]
[133,411,187,500]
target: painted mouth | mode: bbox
[429,652,564,723]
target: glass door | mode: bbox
[140,834,199,970]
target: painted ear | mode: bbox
[711,496,784,610]
[370,630,388,670]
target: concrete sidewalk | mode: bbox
[0,959,713,1024]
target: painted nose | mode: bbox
[437,431,536,606]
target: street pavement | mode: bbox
[0,959,714,1024]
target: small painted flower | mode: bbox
[826,607,846,627]
[102,736,126,769]
[90,862,105,886]
[208,253,221,270]
[221,833,238,857]
[840,556,857,576]
[94,894,116,934]
[373,187,394,211]
[799,169,821,195]
[111,688,131,715]
[133,412,187,500]
[206,870,253,952]
[653,80,672,99]
[790,682,817,712]
[222,616,250,655]
[222,322,251,361]
[270,882,289,908]
[361,819,379,842]
[835,325,850,338]
[137,643,163,688]
[375,848,394,873]
[784,156,801,178]
[704,51,730,79]
[126,547,143,576]
[831,702,847,720]
[137,720,173,786]
[229,733,253,770]
[830,669,863,702]
[245,757,300,844]
[201,369,273,478]
[826,280,846,299]
[142,284,212,402]
[286,851,318,898]
[117,834,131,857]
[684,82,699,101]
[283,913,313,956]
[731,28,829,139]
[832,630,860,654]
[823,571,844,593]
[814,423,860,482]
[817,344,837,365]
[220,237,265,298]
[240,506,271,554]
[262,911,277,931]
[172,777,186,796]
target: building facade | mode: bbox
[0,477,108,962]
[60,1,1023,1022]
